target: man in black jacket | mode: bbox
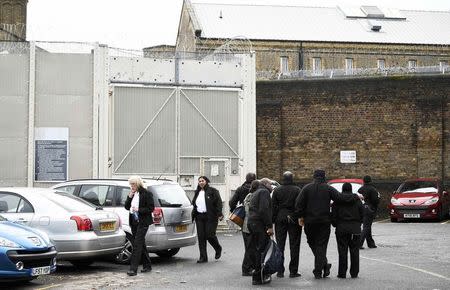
[247,178,274,285]
[358,175,380,249]
[331,182,364,278]
[229,172,256,276]
[272,171,302,278]
[294,169,360,279]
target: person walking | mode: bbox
[191,176,223,263]
[294,169,359,279]
[331,182,364,278]
[247,178,274,285]
[271,171,302,278]
[358,175,380,249]
[229,172,257,276]
[125,176,154,276]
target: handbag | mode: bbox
[262,238,284,276]
[228,205,245,227]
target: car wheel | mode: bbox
[70,260,94,267]
[155,248,180,258]
[115,233,133,264]
[390,217,397,222]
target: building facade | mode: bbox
[0,0,27,41]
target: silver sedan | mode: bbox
[0,187,126,267]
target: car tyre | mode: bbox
[155,248,180,258]
[70,260,94,267]
[390,217,397,222]
[115,233,133,264]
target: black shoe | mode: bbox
[359,246,365,249]
[252,280,263,285]
[242,271,253,277]
[127,270,137,276]
[196,258,207,263]
[314,274,322,279]
[289,273,301,278]
[368,245,377,248]
[141,267,152,273]
[215,246,222,259]
[351,275,358,278]
[276,272,284,278]
[323,263,332,278]
[337,274,346,279]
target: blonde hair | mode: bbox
[128,175,144,189]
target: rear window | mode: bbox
[148,184,190,207]
[46,192,96,212]
[329,183,362,193]
[398,181,438,193]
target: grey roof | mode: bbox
[190,2,450,45]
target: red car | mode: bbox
[388,178,450,222]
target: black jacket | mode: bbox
[272,182,301,223]
[358,184,380,212]
[124,186,155,227]
[331,190,364,234]
[294,177,358,224]
[192,185,223,221]
[247,185,272,230]
[229,181,251,212]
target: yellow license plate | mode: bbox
[100,222,115,232]
[175,225,187,233]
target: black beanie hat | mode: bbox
[363,175,372,184]
[313,169,326,179]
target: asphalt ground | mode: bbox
[2,218,450,290]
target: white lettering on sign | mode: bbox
[340,150,356,163]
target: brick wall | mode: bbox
[256,75,450,214]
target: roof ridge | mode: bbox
[192,2,336,9]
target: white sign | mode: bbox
[340,150,356,163]
[210,164,219,176]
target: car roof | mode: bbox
[0,187,58,197]
[52,178,179,187]
[328,179,364,184]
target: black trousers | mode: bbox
[242,231,255,273]
[304,222,331,277]
[195,213,221,261]
[248,221,270,282]
[275,221,302,274]
[360,208,376,247]
[336,232,360,277]
[129,220,151,272]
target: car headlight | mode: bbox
[0,237,21,248]
[391,197,401,206]
[424,197,439,205]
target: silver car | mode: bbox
[0,188,126,267]
[52,179,196,264]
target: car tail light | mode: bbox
[70,215,93,231]
[152,207,164,225]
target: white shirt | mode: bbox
[130,191,140,214]
[196,189,207,213]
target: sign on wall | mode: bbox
[340,150,356,163]
[34,127,69,182]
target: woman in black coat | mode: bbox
[125,176,155,276]
[191,176,223,263]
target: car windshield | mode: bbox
[148,184,190,207]
[45,191,96,212]
[398,181,438,193]
[329,182,362,194]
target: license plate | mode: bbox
[404,213,420,218]
[175,225,187,233]
[31,266,51,276]
[100,221,115,232]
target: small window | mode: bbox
[377,59,385,69]
[79,185,112,206]
[312,57,322,75]
[0,193,21,213]
[408,60,417,70]
[55,185,77,195]
[117,187,130,207]
[345,58,353,75]
[280,56,289,74]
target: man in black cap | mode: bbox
[272,171,302,278]
[358,175,380,249]
[229,172,256,276]
[294,169,360,279]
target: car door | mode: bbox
[0,191,34,225]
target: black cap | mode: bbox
[363,175,372,184]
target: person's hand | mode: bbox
[357,193,364,200]
[218,215,224,221]
[128,191,135,198]
[266,228,274,236]
[298,218,304,227]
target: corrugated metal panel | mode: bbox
[180,89,239,157]
[192,3,450,45]
[204,160,225,184]
[180,158,201,174]
[0,54,29,186]
[35,52,93,180]
[113,87,176,174]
